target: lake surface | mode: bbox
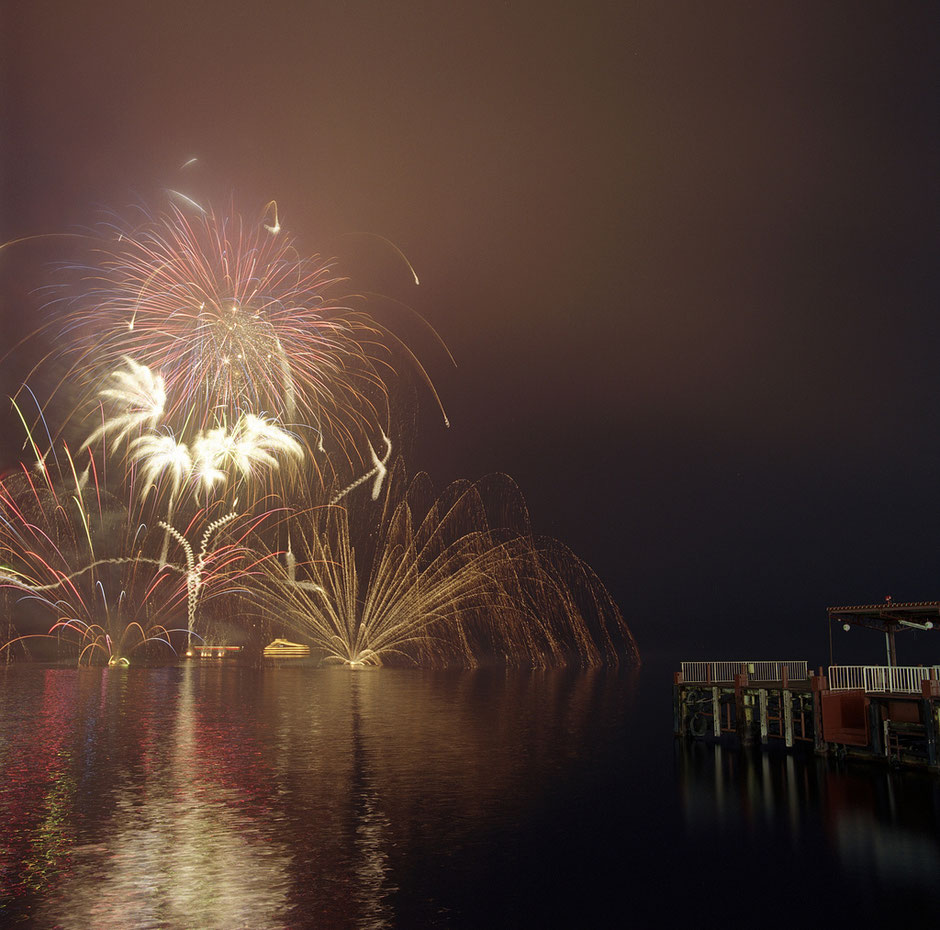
[0,659,938,927]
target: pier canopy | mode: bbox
[828,601,938,633]
[829,600,938,667]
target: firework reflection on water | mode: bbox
[0,664,634,928]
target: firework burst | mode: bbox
[253,463,638,668]
[41,200,441,487]
[0,451,264,666]
[0,191,636,669]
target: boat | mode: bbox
[262,638,311,660]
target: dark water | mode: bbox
[0,660,938,928]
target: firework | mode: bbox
[0,455,261,665]
[253,463,638,668]
[0,192,636,670]
[81,356,166,450]
[46,201,435,480]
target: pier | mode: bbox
[674,659,940,770]
[675,600,940,772]
[185,645,244,660]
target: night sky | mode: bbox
[2,2,938,666]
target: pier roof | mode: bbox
[828,601,940,633]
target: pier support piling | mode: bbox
[759,689,768,745]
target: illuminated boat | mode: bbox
[263,638,311,660]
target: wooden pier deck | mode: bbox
[674,660,940,772]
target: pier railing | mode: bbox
[828,665,940,694]
[681,660,809,684]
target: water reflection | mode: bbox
[676,740,940,900]
[22,669,291,929]
[0,664,630,927]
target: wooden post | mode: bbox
[868,699,884,757]
[921,677,940,768]
[759,689,769,744]
[673,672,683,737]
[783,689,793,747]
[734,673,752,746]
[712,686,721,737]
[811,671,828,754]
[921,697,936,767]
